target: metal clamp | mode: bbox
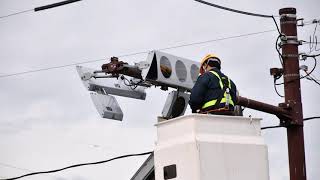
[282,54,299,58]
[280,14,297,19]
[279,36,299,46]
[284,73,300,78]
[279,40,300,46]
[281,21,297,25]
[281,35,298,41]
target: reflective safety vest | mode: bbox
[201,71,235,109]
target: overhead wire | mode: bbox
[194,0,281,34]
[303,116,320,121]
[305,70,320,86]
[262,116,320,130]
[304,53,320,57]
[309,73,320,81]
[0,29,276,79]
[275,34,284,66]
[193,0,290,98]
[0,163,34,174]
[273,79,284,97]
[0,163,60,179]
[308,22,319,54]
[272,30,286,97]
[302,56,320,86]
[0,9,33,19]
[261,125,284,130]
[0,0,82,20]
[299,19,320,52]
[0,151,153,180]
[194,0,273,18]
[194,0,320,92]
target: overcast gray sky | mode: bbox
[0,0,319,179]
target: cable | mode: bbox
[0,163,33,173]
[272,16,282,35]
[275,34,284,66]
[34,0,82,12]
[194,0,281,35]
[0,9,33,19]
[0,151,153,180]
[261,116,320,130]
[194,0,273,18]
[275,56,317,85]
[0,0,82,20]
[159,29,276,51]
[304,53,320,57]
[0,163,60,179]
[308,22,319,54]
[0,29,276,79]
[261,125,284,130]
[304,116,320,121]
[305,73,320,86]
[193,0,283,69]
[274,79,284,97]
[0,57,107,79]
[309,73,320,81]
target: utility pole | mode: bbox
[279,8,307,180]
[237,8,308,180]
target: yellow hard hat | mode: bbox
[200,54,221,75]
[200,54,220,67]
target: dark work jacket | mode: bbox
[189,68,237,112]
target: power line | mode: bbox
[303,116,320,121]
[0,163,60,179]
[261,116,320,130]
[0,9,33,19]
[304,53,320,57]
[0,0,82,20]
[34,0,82,12]
[0,29,276,79]
[304,68,320,86]
[194,0,273,18]
[158,29,276,51]
[261,125,283,130]
[0,163,33,173]
[0,151,153,180]
[194,0,281,34]
[0,57,106,78]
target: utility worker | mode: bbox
[189,54,237,115]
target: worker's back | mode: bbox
[189,54,237,114]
